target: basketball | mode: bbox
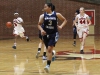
[6,22,12,28]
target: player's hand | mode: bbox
[41,30,46,36]
[57,25,62,30]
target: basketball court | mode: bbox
[0,0,100,75]
[0,37,99,75]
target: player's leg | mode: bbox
[13,35,18,49]
[80,32,87,54]
[77,28,84,54]
[73,32,77,46]
[51,32,59,61]
[12,30,18,49]
[42,44,47,60]
[24,35,29,42]
[19,27,29,41]
[44,32,59,73]
[44,46,53,73]
[73,26,77,46]
[36,39,43,58]
[36,31,46,59]
[19,33,29,41]
[44,47,57,72]
[38,39,43,52]
[43,35,51,73]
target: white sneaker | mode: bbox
[36,51,40,59]
[73,43,76,47]
[42,56,47,60]
[44,65,50,73]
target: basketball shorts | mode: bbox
[43,32,59,48]
[13,27,25,37]
[77,27,89,39]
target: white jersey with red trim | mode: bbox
[13,17,23,29]
[76,14,90,38]
[13,17,25,35]
[76,13,89,28]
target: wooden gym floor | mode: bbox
[0,36,100,75]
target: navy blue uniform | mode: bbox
[73,18,77,33]
[73,26,77,33]
[73,18,77,39]
[43,11,59,48]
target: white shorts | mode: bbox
[77,27,89,39]
[13,27,25,37]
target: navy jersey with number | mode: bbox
[43,11,58,34]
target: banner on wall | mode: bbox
[85,10,95,25]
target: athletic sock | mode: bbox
[43,52,46,56]
[38,48,41,52]
[74,41,76,44]
[80,50,83,51]
[80,46,84,50]
[47,60,51,66]
[26,36,28,39]
[14,43,16,46]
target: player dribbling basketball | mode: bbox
[12,13,29,49]
[74,7,91,54]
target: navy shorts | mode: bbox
[43,32,59,48]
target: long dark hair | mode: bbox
[76,9,80,14]
[46,3,55,11]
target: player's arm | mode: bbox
[74,16,78,28]
[73,20,75,26]
[17,18,24,25]
[38,14,46,36]
[87,16,91,26]
[13,19,17,27]
[56,13,67,30]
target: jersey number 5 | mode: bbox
[48,20,52,25]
